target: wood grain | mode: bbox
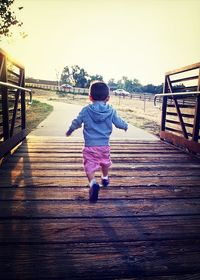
[0,137,200,279]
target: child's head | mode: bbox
[89,81,110,101]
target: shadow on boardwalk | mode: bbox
[0,137,200,279]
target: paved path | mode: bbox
[30,100,158,140]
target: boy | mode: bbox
[66,81,128,202]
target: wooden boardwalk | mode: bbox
[0,136,200,279]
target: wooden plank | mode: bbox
[0,216,200,243]
[167,104,196,109]
[27,136,158,141]
[9,151,191,158]
[0,176,200,187]
[20,141,167,146]
[0,240,200,279]
[1,168,200,178]
[7,69,20,78]
[0,199,200,218]
[4,156,196,165]
[17,147,180,153]
[21,160,200,171]
[166,112,194,118]
[23,140,164,145]
[160,131,200,154]
[166,119,194,128]
[1,185,200,200]
[18,144,176,149]
[171,75,199,84]
[19,140,168,145]
[118,274,200,280]
[23,141,168,146]
[165,62,200,75]
[2,161,200,170]
[165,126,188,136]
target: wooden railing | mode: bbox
[0,49,31,159]
[155,62,200,154]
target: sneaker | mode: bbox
[89,183,100,202]
[101,177,109,187]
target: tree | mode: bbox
[107,78,118,90]
[60,65,105,88]
[60,65,163,93]
[60,65,89,88]
[74,66,88,88]
[0,0,23,39]
[117,79,123,89]
[154,84,163,94]
[142,84,163,94]
[60,66,73,85]
[118,77,143,93]
[87,74,103,87]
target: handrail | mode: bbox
[0,48,31,159]
[0,48,24,69]
[165,62,200,76]
[0,81,32,104]
[154,91,200,106]
[0,81,31,92]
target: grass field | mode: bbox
[26,99,53,134]
[30,89,161,136]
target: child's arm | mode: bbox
[66,108,84,137]
[112,110,128,131]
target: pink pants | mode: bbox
[83,146,112,175]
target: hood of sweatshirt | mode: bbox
[86,102,113,123]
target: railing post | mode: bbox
[160,76,168,138]
[20,69,26,130]
[192,67,200,142]
[0,53,9,140]
[166,76,188,139]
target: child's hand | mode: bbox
[66,129,73,137]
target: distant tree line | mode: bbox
[60,65,163,94]
[107,76,163,94]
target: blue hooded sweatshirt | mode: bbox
[68,101,128,146]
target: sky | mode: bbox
[1,0,200,85]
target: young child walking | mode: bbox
[66,81,128,202]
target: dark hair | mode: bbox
[89,81,109,101]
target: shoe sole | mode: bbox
[89,184,100,202]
